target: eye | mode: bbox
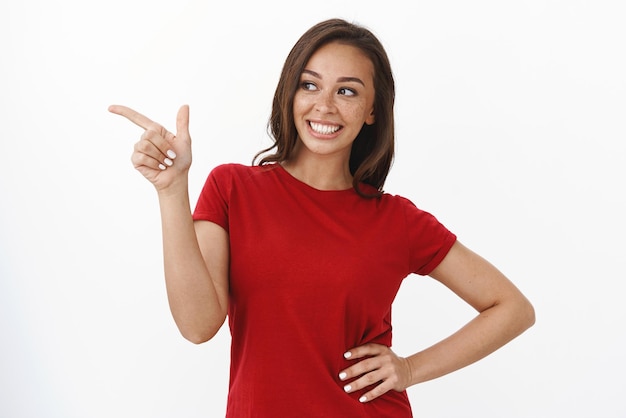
[300,81,317,91]
[338,87,357,97]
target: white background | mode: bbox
[1,1,624,417]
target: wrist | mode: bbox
[156,176,190,200]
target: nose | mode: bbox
[315,91,337,114]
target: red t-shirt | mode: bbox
[192,163,456,417]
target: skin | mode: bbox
[108,104,229,344]
[109,41,535,406]
[282,42,375,191]
[339,242,535,402]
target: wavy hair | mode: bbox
[254,19,395,198]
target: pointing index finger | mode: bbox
[108,104,162,131]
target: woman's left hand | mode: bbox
[339,343,413,403]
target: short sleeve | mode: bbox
[192,164,232,232]
[400,197,457,275]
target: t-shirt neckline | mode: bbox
[273,163,357,195]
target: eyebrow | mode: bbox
[302,69,366,87]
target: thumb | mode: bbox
[176,104,190,139]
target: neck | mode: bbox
[282,143,353,191]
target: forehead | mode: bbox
[305,42,374,81]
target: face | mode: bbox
[292,42,376,162]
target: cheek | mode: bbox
[342,102,369,123]
[293,102,308,125]
[293,91,315,105]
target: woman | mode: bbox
[109,18,534,418]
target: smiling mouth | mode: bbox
[309,121,342,135]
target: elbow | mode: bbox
[185,335,211,345]
[517,296,536,333]
[491,293,535,336]
[526,300,536,329]
[181,325,221,345]
[173,309,227,345]
[177,317,225,345]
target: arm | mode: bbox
[340,240,535,402]
[406,240,535,383]
[109,104,229,344]
[159,189,229,344]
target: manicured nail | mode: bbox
[339,372,347,380]
[344,385,352,393]
[167,150,177,159]
[164,158,173,166]
[344,352,352,359]
[359,396,367,403]
[159,164,166,170]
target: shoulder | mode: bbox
[211,163,277,177]
[379,192,450,228]
[378,191,420,212]
[206,163,282,193]
[208,163,267,182]
[209,163,251,178]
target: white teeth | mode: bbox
[310,122,340,135]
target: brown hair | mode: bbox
[253,18,395,198]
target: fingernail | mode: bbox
[167,150,177,159]
[359,396,367,403]
[339,372,347,380]
[164,158,173,166]
[344,352,352,359]
[159,164,166,170]
[344,385,352,393]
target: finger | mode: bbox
[358,379,395,403]
[108,104,162,131]
[342,360,399,402]
[134,134,175,168]
[340,356,380,385]
[141,129,177,158]
[176,104,190,139]
[342,366,386,403]
[131,148,169,171]
[343,343,385,360]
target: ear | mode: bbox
[365,108,375,125]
